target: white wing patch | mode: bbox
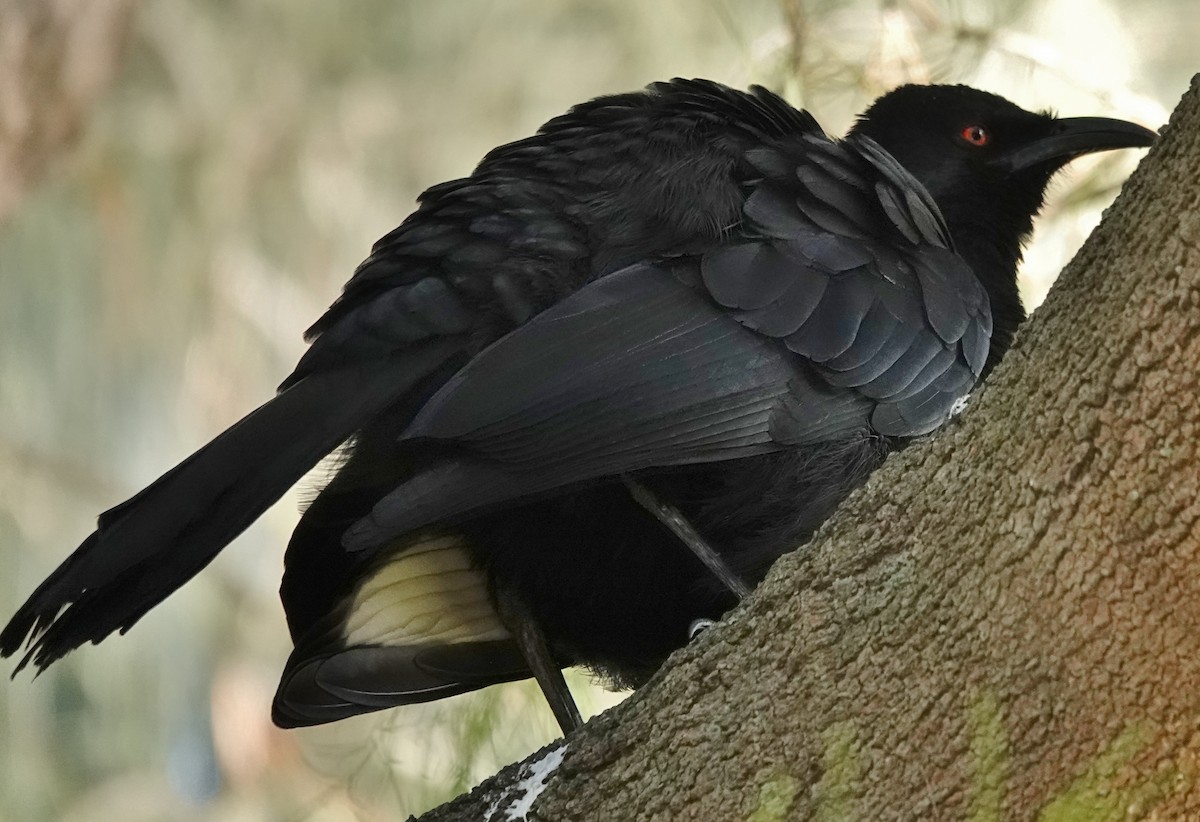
[342,535,510,647]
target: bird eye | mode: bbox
[961,124,989,147]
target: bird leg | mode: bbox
[494,584,582,735]
[621,475,750,600]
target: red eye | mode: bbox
[961,124,989,146]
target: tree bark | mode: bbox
[415,75,1200,821]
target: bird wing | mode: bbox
[343,132,992,551]
[338,262,862,550]
[709,133,992,434]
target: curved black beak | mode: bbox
[993,116,1157,174]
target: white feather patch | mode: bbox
[342,535,510,647]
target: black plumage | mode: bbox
[2,79,1154,730]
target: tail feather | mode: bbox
[273,533,533,728]
[272,641,532,728]
[1,342,462,673]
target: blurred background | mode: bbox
[0,0,1191,819]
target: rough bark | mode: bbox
[0,0,137,224]
[416,76,1200,821]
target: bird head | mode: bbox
[850,84,1155,222]
[849,84,1156,342]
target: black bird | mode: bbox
[2,80,1154,733]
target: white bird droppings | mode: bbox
[485,743,567,821]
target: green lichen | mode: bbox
[967,690,1009,822]
[1038,724,1177,822]
[747,772,800,822]
[812,720,862,822]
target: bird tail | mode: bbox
[1,342,463,674]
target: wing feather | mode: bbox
[344,125,996,550]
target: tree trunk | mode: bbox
[416,75,1200,821]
